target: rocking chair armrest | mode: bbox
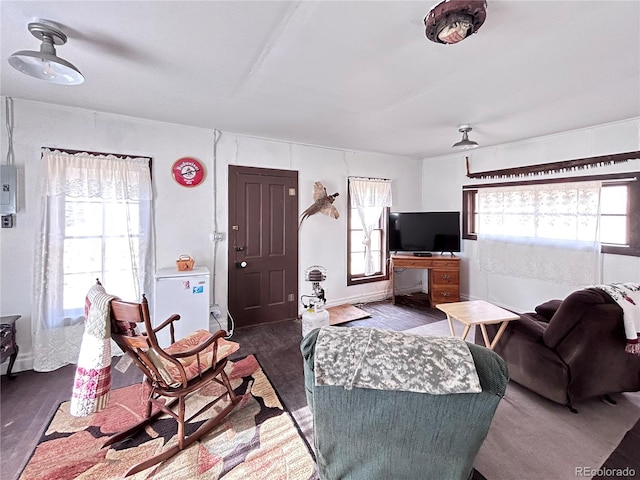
[169,330,228,359]
[152,314,181,333]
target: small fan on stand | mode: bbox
[300,265,330,337]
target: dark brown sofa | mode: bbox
[478,288,640,411]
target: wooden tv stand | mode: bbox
[390,254,460,306]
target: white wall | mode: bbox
[422,118,640,312]
[0,98,423,373]
[5,97,635,372]
[214,132,425,312]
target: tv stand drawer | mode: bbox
[391,255,459,269]
[431,269,459,286]
[393,257,434,268]
[431,258,459,268]
[430,286,460,304]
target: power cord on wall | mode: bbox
[211,309,235,339]
[225,310,235,339]
[5,97,15,166]
[211,129,220,309]
[209,129,236,339]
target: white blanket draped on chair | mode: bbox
[592,282,640,355]
[70,283,118,417]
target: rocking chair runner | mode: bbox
[105,292,241,477]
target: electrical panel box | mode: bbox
[1,165,18,215]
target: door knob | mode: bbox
[235,261,248,269]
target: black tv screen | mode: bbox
[389,211,461,253]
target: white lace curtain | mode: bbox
[32,149,154,371]
[477,180,602,286]
[349,177,392,276]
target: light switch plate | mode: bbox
[1,165,18,215]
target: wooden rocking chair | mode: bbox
[104,293,241,477]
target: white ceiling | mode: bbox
[1,1,639,159]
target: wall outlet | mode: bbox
[213,232,225,241]
[210,304,222,319]
[1,215,14,228]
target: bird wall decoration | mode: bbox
[300,181,340,226]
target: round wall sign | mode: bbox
[172,157,205,187]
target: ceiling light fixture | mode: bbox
[8,22,84,85]
[452,125,479,149]
[424,0,487,45]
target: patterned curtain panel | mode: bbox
[32,149,154,372]
[349,178,392,276]
[477,181,602,286]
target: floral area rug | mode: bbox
[19,355,317,480]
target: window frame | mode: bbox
[462,172,640,257]
[346,184,390,286]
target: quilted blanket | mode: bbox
[69,284,118,416]
[592,282,640,355]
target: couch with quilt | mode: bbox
[301,326,509,480]
[478,284,640,412]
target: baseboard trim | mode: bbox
[1,352,34,375]
[324,285,425,308]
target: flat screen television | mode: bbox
[389,211,461,254]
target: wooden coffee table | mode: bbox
[435,300,520,350]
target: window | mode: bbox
[600,183,628,245]
[62,197,145,318]
[347,178,392,285]
[348,205,388,281]
[32,149,154,371]
[463,172,639,257]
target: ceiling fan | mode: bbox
[424,0,487,45]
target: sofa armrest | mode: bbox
[476,312,547,345]
[534,299,563,322]
[466,342,509,398]
[300,329,321,412]
[481,315,570,405]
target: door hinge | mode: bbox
[288,293,295,302]
[232,225,239,230]
[288,188,296,197]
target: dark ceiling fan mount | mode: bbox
[424,0,487,45]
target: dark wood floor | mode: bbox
[3,296,637,480]
[0,297,443,480]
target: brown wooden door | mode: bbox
[228,166,298,327]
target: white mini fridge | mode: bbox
[154,266,210,348]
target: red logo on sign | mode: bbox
[172,157,205,187]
